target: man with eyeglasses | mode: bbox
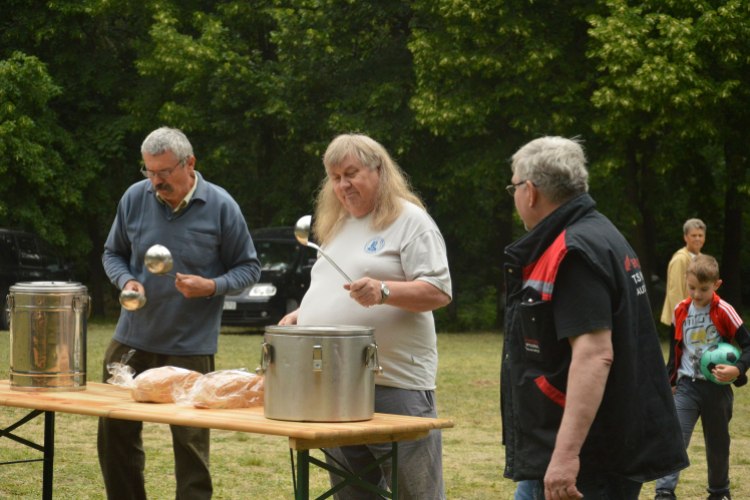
[502,137,687,500]
[99,127,261,500]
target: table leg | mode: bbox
[0,409,55,499]
[42,411,55,500]
[296,450,309,500]
[391,441,397,500]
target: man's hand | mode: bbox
[174,273,216,298]
[544,452,583,500]
[344,278,381,308]
[123,280,145,295]
[713,364,740,384]
[279,309,299,325]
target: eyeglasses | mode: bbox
[140,158,185,179]
[506,180,531,196]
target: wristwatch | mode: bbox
[379,281,390,305]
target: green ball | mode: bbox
[700,343,741,385]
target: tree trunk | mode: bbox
[624,142,655,302]
[87,219,106,317]
[721,150,743,311]
[494,196,514,329]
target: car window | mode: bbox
[0,234,17,266]
[16,234,42,267]
[37,238,62,272]
[255,241,299,272]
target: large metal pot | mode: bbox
[259,325,382,422]
[8,282,89,392]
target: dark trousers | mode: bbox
[97,339,215,500]
[655,377,733,496]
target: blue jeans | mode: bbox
[514,475,642,500]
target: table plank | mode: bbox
[0,382,453,450]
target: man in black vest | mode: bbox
[502,137,688,500]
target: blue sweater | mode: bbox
[103,172,261,355]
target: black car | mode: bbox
[221,227,317,327]
[0,229,74,329]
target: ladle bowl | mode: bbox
[294,215,352,284]
[119,290,147,311]
[144,244,179,279]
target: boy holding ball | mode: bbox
[655,255,750,500]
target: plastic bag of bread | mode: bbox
[106,353,201,403]
[106,349,138,388]
[131,366,202,403]
[175,369,264,409]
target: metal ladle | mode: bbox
[294,215,352,284]
[144,244,180,279]
[119,290,147,311]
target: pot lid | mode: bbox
[266,325,375,336]
[10,281,87,294]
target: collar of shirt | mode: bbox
[155,173,199,214]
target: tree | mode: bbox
[0,52,98,249]
[1,0,154,314]
[588,0,750,309]
[409,0,602,326]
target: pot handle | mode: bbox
[256,341,272,375]
[72,295,92,318]
[366,343,383,376]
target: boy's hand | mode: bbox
[713,364,741,384]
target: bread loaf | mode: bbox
[189,370,264,409]
[131,366,201,403]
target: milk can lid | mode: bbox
[266,325,375,336]
[10,281,88,294]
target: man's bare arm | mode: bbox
[544,329,614,500]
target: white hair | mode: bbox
[511,136,589,204]
[141,127,194,161]
[683,218,706,235]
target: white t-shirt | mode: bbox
[677,302,720,381]
[297,200,452,390]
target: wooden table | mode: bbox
[0,382,453,499]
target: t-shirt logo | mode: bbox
[364,237,385,254]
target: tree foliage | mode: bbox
[2,0,750,324]
[0,52,97,244]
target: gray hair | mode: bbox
[141,127,194,162]
[683,218,706,235]
[511,136,589,204]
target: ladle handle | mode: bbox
[316,247,353,284]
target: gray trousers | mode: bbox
[324,386,446,500]
[97,339,215,500]
[655,378,732,496]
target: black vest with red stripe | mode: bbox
[501,194,688,482]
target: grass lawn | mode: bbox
[1,324,749,499]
